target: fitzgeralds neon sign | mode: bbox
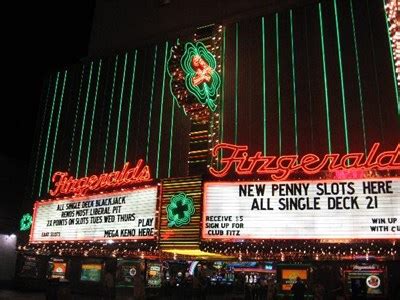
[49,160,152,197]
[209,143,400,181]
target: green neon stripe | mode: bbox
[168,39,179,177]
[382,0,400,118]
[85,60,102,176]
[146,45,158,162]
[262,17,267,155]
[31,74,53,198]
[124,50,138,162]
[38,72,59,196]
[276,14,282,155]
[47,70,68,191]
[350,0,367,154]
[290,11,298,156]
[68,65,85,171]
[235,23,239,144]
[76,62,93,177]
[113,53,128,171]
[220,27,226,164]
[167,99,175,177]
[103,55,119,172]
[333,0,349,154]
[156,42,169,178]
[318,3,332,154]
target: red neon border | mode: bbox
[29,186,158,243]
[201,177,400,241]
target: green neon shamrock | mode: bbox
[180,42,221,111]
[166,192,195,228]
[20,213,33,231]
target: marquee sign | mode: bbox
[202,178,400,240]
[30,187,157,242]
[209,143,400,180]
[50,160,152,197]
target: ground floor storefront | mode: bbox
[14,252,400,299]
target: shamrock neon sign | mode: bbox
[181,42,221,111]
[20,213,33,231]
[166,192,195,228]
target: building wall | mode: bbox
[23,0,399,215]
[89,0,319,57]
[0,234,17,281]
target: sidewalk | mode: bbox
[0,289,45,300]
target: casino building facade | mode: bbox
[17,0,399,298]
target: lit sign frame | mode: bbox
[202,178,400,240]
[30,186,158,243]
[209,143,400,181]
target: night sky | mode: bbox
[2,2,95,165]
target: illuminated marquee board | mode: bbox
[203,179,400,240]
[30,187,157,242]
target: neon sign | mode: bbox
[49,160,152,197]
[209,143,400,181]
[166,192,195,227]
[181,42,221,111]
[20,213,33,231]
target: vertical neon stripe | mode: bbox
[219,28,226,166]
[334,0,350,154]
[124,50,138,162]
[167,99,175,177]
[276,14,282,155]
[47,70,68,191]
[85,60,102,176]
[38,72,59,196]
[350,0,367,154]
[156,42,169,178]
[290,11,298,156]
[234,23,239,144]
[68,65,85,171]
[113,53,128,171]
[76,62,94,177]
[31,74,52,198]
[146,45,158,162]
[261,17,267,155]
[103,55,119,172]
[382,0,400,118]
[318,3,332,154]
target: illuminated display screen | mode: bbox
[30,187,157,242]
[116,259,142,288]
[48,260,67,279]
[80,263,102,282]
[281,269,308,291]
[345,266,385,296]
[203,178,400,240]
[146,262,162,288]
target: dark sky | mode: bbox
[2,2,96,166]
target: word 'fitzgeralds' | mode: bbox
[209,143,400,180]
[50,160,152,197]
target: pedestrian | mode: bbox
[291,277,307,300]
[133,271,146,300]
[314,281,325,300]
[266,278,276,300]
[103,269,115,300]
